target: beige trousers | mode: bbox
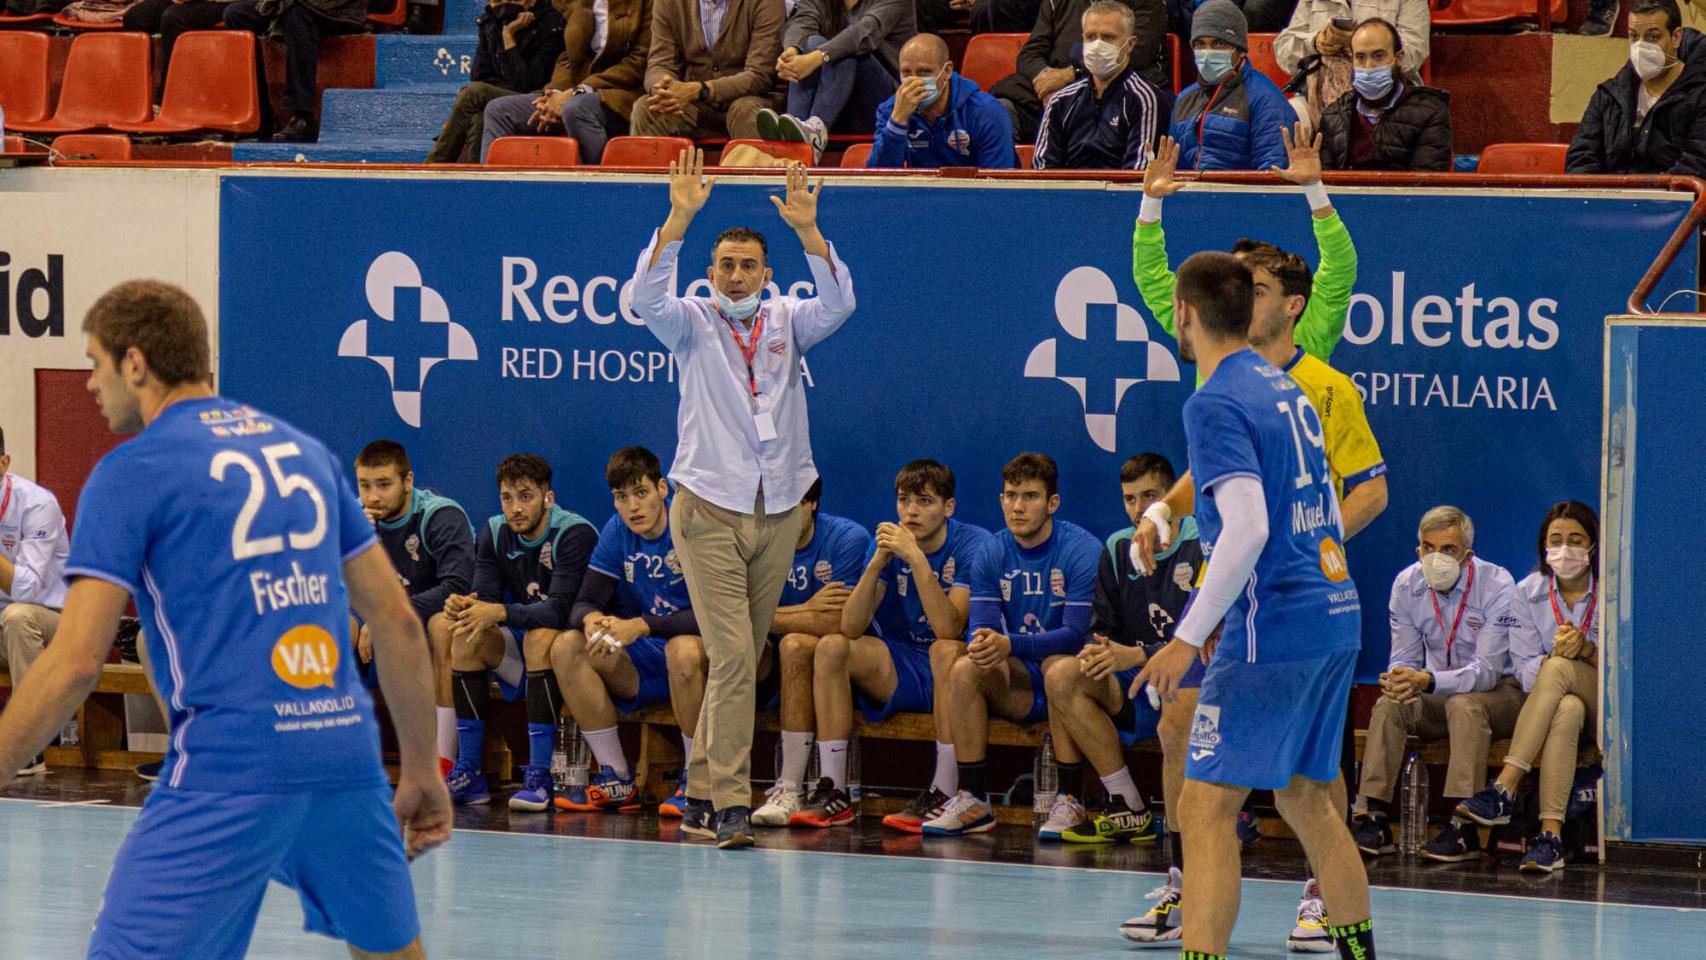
[628,94,778,141]
[669,485,802,810]
[0,603,61,687]
[1359,677,1526,802]
[1504,657,1598,823]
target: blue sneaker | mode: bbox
[717,805,755,849]
[552,765,640,812]
[507,766,553,812]
[1519,831,1567,873]
[1455,783,1515,827]
[681,797,717,839]
[447,763,490,806]
[1236,807,1262,848]
[659,785,687,818]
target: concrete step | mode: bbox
[316,87,457,139]
[374,33,479,90]
[442,0,485,34]
[232,136,434,164]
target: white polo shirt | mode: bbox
[0,472,70,611]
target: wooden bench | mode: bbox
[0,663,164,771]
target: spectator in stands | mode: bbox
[1567,0,1706,178]
[0,427,70,778]
[631,0,785,141]
[754,0,914,162]
[1457,501,1601,874]
[1582,0,1617,35]
[427,0,568,163]
[922,454,1101,837]
[1034,1,1171,169]
[1036,452,1198,845]
[1354,506,1526,864]
[479,0,653,165]
[1316,18,1450,171]
[1171,0,1290,171]
[224,0,367,142]
[869,33,1017,167]
[121,0,233,102]
[991,0,1167,145]
[1274,0,1430,128]
[550,447,706,818]
[350,441,475,775]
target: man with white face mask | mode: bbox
[1567,0,1706,177]
[1033,1,1172,169]
[1352,505,1524,864]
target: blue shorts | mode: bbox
[1115,666,1162,746]
[611,635,672,714]
[1015,659,1049,726]
[1185,650,1357,790]
[88,785,417,959]
[855,637,935,723]
[492,626,526,701]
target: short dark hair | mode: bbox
[1230,238,1313,303]
[497,453,552,490]
[605,445,664,490]
[895,459,955,500]
[803,477,824,505]
[82,280,211,387]
[1630,0,1681,31]
[714,227,769,264]
[1536,500,1599,577]
[0,427,6,457]
[1003,452,1059,498]
[1120,452,1176,487]
[356,440,411,476]
[1176,251,1254,341]
[1352,16,1402,52]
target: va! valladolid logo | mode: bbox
[339,252,478,428]
[1024,267,1180,452]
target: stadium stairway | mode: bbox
[233,0,483,163]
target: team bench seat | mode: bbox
[0,663,163,771]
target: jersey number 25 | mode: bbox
[209,442,329,560]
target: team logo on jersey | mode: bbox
[1174,561,1196,593]
[1024,266,1182,452]
[1000,577,1012,602]
[897,572,910,597]
[1189,703,1222,760]
[1318,537,1349,583]
[665,550,682,576]
[941,557,957,586]
[339,252,479,428]
[623,560,636,583]
[814,560,834,584]
[405,533,421,563]
[1049,568,1066,598]
[272,625,340,690]
[767,336,787,357]
[0,535,13,553]
[540,543,554,571]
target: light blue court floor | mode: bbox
[1,799,1700,959]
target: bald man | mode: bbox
[867,33,1017,169]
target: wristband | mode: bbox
[1143,501,1174,548]
[1303,181,1330,211]
[1138,194,1165,223]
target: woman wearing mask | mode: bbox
[1456,500,1601,874]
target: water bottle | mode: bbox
[1400,747,1428,857]
[566,720,590,792]
[550,719,571,793]
[846,734,862,817]
[59,718,79,748]
[1033,732,1058,825]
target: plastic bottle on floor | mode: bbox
[1400,748,1428,857]
[1034,733,1058,826]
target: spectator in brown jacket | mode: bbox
[481,0,655,163]
[631,0,786,140]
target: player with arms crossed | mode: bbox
[0,281,449,958]
[1134,253,1376,960]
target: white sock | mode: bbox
[819,739,849,789]
[435,706,457,763]
[932,742,957,795]
[1101,767,1145,812]
[780,731,814,788]
[584,725,630,779]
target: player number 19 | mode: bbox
[1275,397,1326,490]
[209,442,330,560]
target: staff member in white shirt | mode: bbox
[0,427,71,776]
[630,150,855,848]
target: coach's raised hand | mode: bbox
[771,163,829,261]
[650,148,717,267]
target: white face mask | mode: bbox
[715,288,761,320]
[1420,552,1462,592]
[1083,38,1127,79]
[1630,40,1671,81]
[1547,544,1591,581]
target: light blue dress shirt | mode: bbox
[698,0,727,52]
[1508,570,1596,692]
[1387,554,1519,696]
[0,472,69,611]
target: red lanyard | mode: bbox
[0,475,13,527]
[1548,576,1596,639]
[1194,79,1229,171]
[721,309,765,398]
[1429,561,1475,667]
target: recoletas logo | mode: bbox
[339,252,478,428]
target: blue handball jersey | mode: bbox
[1185,349,1362,663]
[65,397,386,793]
[780,513,874,608]
[586,512,693,618]
[876,519,994,644]
[966,520,1100,642]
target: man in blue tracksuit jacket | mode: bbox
[1170,0,1292,172]
[869,33,1017,169]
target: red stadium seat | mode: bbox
[1476,142,1568,174]
[1016,144,1034,169]
[485,136,582,167]
[1246,33,1291,88]
[51,12,126,29]
[721,139,814,166]
[6,32,151,134]
[3,135,45,153]
[1169,34,1182,93]
[1431,0,1565,28]
[0,12,54,24]
[0,31,52,125]
[961,33,1026,92]
[840,143,872,168]
[368,0,407,29]
[600,135,695,167]
[114,31,260,135]
[50,133,134,160]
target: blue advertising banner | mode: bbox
[218,174,1696,681]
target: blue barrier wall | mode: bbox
[218,174,1697,682]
